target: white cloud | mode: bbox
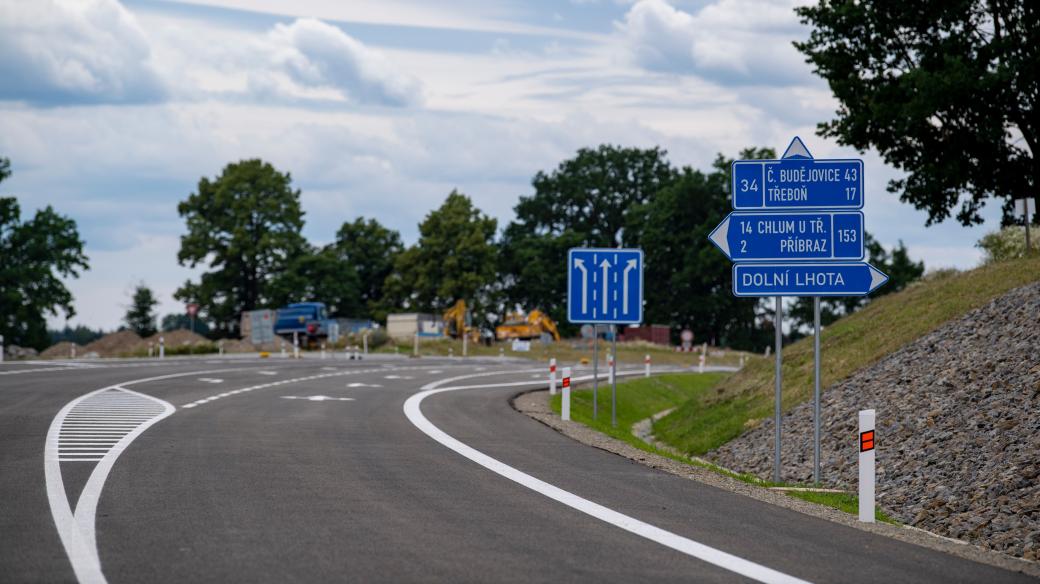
[0,0,166,104]
[616,0,811,85]
[263,18,423,106]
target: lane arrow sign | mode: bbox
[622,259,636,313]
[599,258,611,314]
[574,258,588,313]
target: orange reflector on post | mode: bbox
[563,377,570,388]
[860,430,875,452]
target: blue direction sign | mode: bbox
[733,263,888,297]
[709,211,864,262]
[732,137,863,210]
[567,248,643,324]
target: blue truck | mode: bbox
[273,302,339,344]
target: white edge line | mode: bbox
[402,372,811,584]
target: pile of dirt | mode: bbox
[145,329,210,348]
[83,330,145,357]
[40,342,84,359]
[218,339,257,353]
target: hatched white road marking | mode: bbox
[403,370,810,584]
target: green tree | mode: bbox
[638,149,776,350]
[0,158,89,350]
[268,246,364,317]
[789,234,925,330]
[500,145,677,327]
[386,191,497,317]
[175,159,307,337]
[332,217,403,320]
[123,283,159,337]
[795,0,1039,225]
[49,325,104,346]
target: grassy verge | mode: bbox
[655,256,1040,456]
[548,372,895,523]
[376,337,754,369]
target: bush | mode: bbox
[976,226,1028,264]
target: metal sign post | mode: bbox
[709,136,888,486]
[593,325,598,421]
[774,296,782,484]
[611,325,618,428]
[813,296,822,485]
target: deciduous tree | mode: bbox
[0,158,89,350]
[796,0,1039,225]
[175,159,307,337]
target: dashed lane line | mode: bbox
[403,370,810,584]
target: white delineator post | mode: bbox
[148,343,154,358]
[549,358,557,395]
[607,352,615,385]
[293,332,300,359]
[0,334,4,363]
[644,354,651,378]
[363,331,369,355]
[698,352,706,373]
[219,340,224,356]
[413,332,419,357]
[449,347,454,358]
[859,409,876,523]
[561,367,572,421]
[321,342,326,359]
[462,330,468,357]
[159,336,165,359]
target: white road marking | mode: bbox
[347,382,382,387]
[281,395,355,402]
[403,371,811,584]
[198,378,223,383]
[258,370,277,375]
[45,367,256,584]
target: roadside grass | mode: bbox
[549,372,896,523]
[655,256,1040,456]
[548,373,726,450]
[375,337,754,369]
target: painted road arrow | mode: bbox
[733,262,888,297]
[709,211,864,262]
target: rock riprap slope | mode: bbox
[709,281,1040,560]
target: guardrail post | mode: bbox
[859,409,876,523]
[561,367,572,421]
[549,358,557,395]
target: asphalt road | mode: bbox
[0,356,1035,583]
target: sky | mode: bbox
[1,0,1002,331]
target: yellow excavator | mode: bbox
[495,309,561,342]
[443,300,480,342]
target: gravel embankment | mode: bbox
[709,281,1040,560]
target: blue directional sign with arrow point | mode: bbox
[732,137,864,210]
[733,263,888,297]
[709,211,864,262]
[567,248,643,324]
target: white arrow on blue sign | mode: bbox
[709,211,864,262]
[733,263,888,297]
[567,248,643,324]
[732,137,864,210]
